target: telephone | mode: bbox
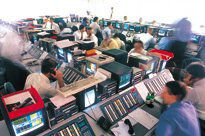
[97,116,112,132]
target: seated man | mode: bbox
[156,81,200,136]
[24,58,64,99]
[128,40,148,56]
[73,25,87,41]
[184,63,205,135]
[43,17,61,34]
[134,27,156,50]
[113,33,126,50]
[86,26,98,47]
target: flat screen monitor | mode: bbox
[123,23,129,30]
[191,34,201,44]
[12,110,45,136]
[145,62,156,75]
[129,25,135,31]
[119,73,131,89]
[86,61,97,75]
[99,20,103,26]
[84,89,96,108]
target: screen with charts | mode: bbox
[119,74,131,89]
[67,52,73,63]
[191,34,201,44]
[58,48,64,60]
[129,25,135,31]
[86,62,97,75]
[12,110,45,136]
[158,29,166,36]
[115,23,121,29]
[84,89,96,108]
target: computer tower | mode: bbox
[102,49,128,65]
[100,61,133,92]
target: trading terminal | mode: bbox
[0,1,205,136]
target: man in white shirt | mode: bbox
[86,27,98,47]
[134,28,156,50]
[43,18,61,34]
[73,25,87,41]
[102,22,113,40]
[24,58,64,99]
[90,17,101,34]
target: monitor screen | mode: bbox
[86,62,97,75]
[135,26,141,32]
[12,110,45,136]
[119,73,131,89]
[90,19,93,24]
[58,48,64,60]
[129,25,135,31]
[158,29,166,36]
[104,21,108,26]
[67,52,73,63]
[99,20,103,26]
[84,89,95,108]
[191,34,201,44]
[115,23,121,29]
[123,23,129,30]
[146,62,155,75]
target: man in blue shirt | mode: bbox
[156,81,200,136]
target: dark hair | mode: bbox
[186,63,205,79]
[93,17,98,22]
[86,26,92,30]
[79,25,85,30]
[41,58,57,74]
[165,81,187,100]
[107,22,112,26]
[133,40,144,48]
[82,17,88,22]
[113,33,120,38]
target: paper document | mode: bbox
[134,82,149,101]
[111,121,130,136]
[50,95,76,108]
[128,108,158,130]
[4,92,35,105]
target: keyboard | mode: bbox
[58,77,104,97]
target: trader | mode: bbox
[156,81,200,136]
[24,58,64,99]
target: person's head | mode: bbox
[107,22,113,29]
[93,17,99,23]
[124,16,128,21]
[183,63,205,86]
[147,27,153,35]
[79,25,86,32]
[161,81,187,105]
[41,58,58,79]
[133,40,144,50]
[113,33,120,39]
[82,17,89,24]
[86,26,93,36]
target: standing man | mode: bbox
[90,17,101,35]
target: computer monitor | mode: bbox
[90,19,93,24]
[135,26,141,33]
[104,21,108,27]
[86,61,97,75]
[115,22,122,29]
[78,41,95,51]
[123,23,129,31]
[100,61,133,92]
[57,48,65,61]
[158,29,166,37]
[99,20,103,26]
[119,73,132,89]
[74,86,96,110]
[112,21,116,28]
[66,51,73,64]
[12,110,45,136]
[129,25,135,31]
[191,34,201,44]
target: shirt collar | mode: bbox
[40,73,50,83]
[168,101,181,109]
[194,78,205,87]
